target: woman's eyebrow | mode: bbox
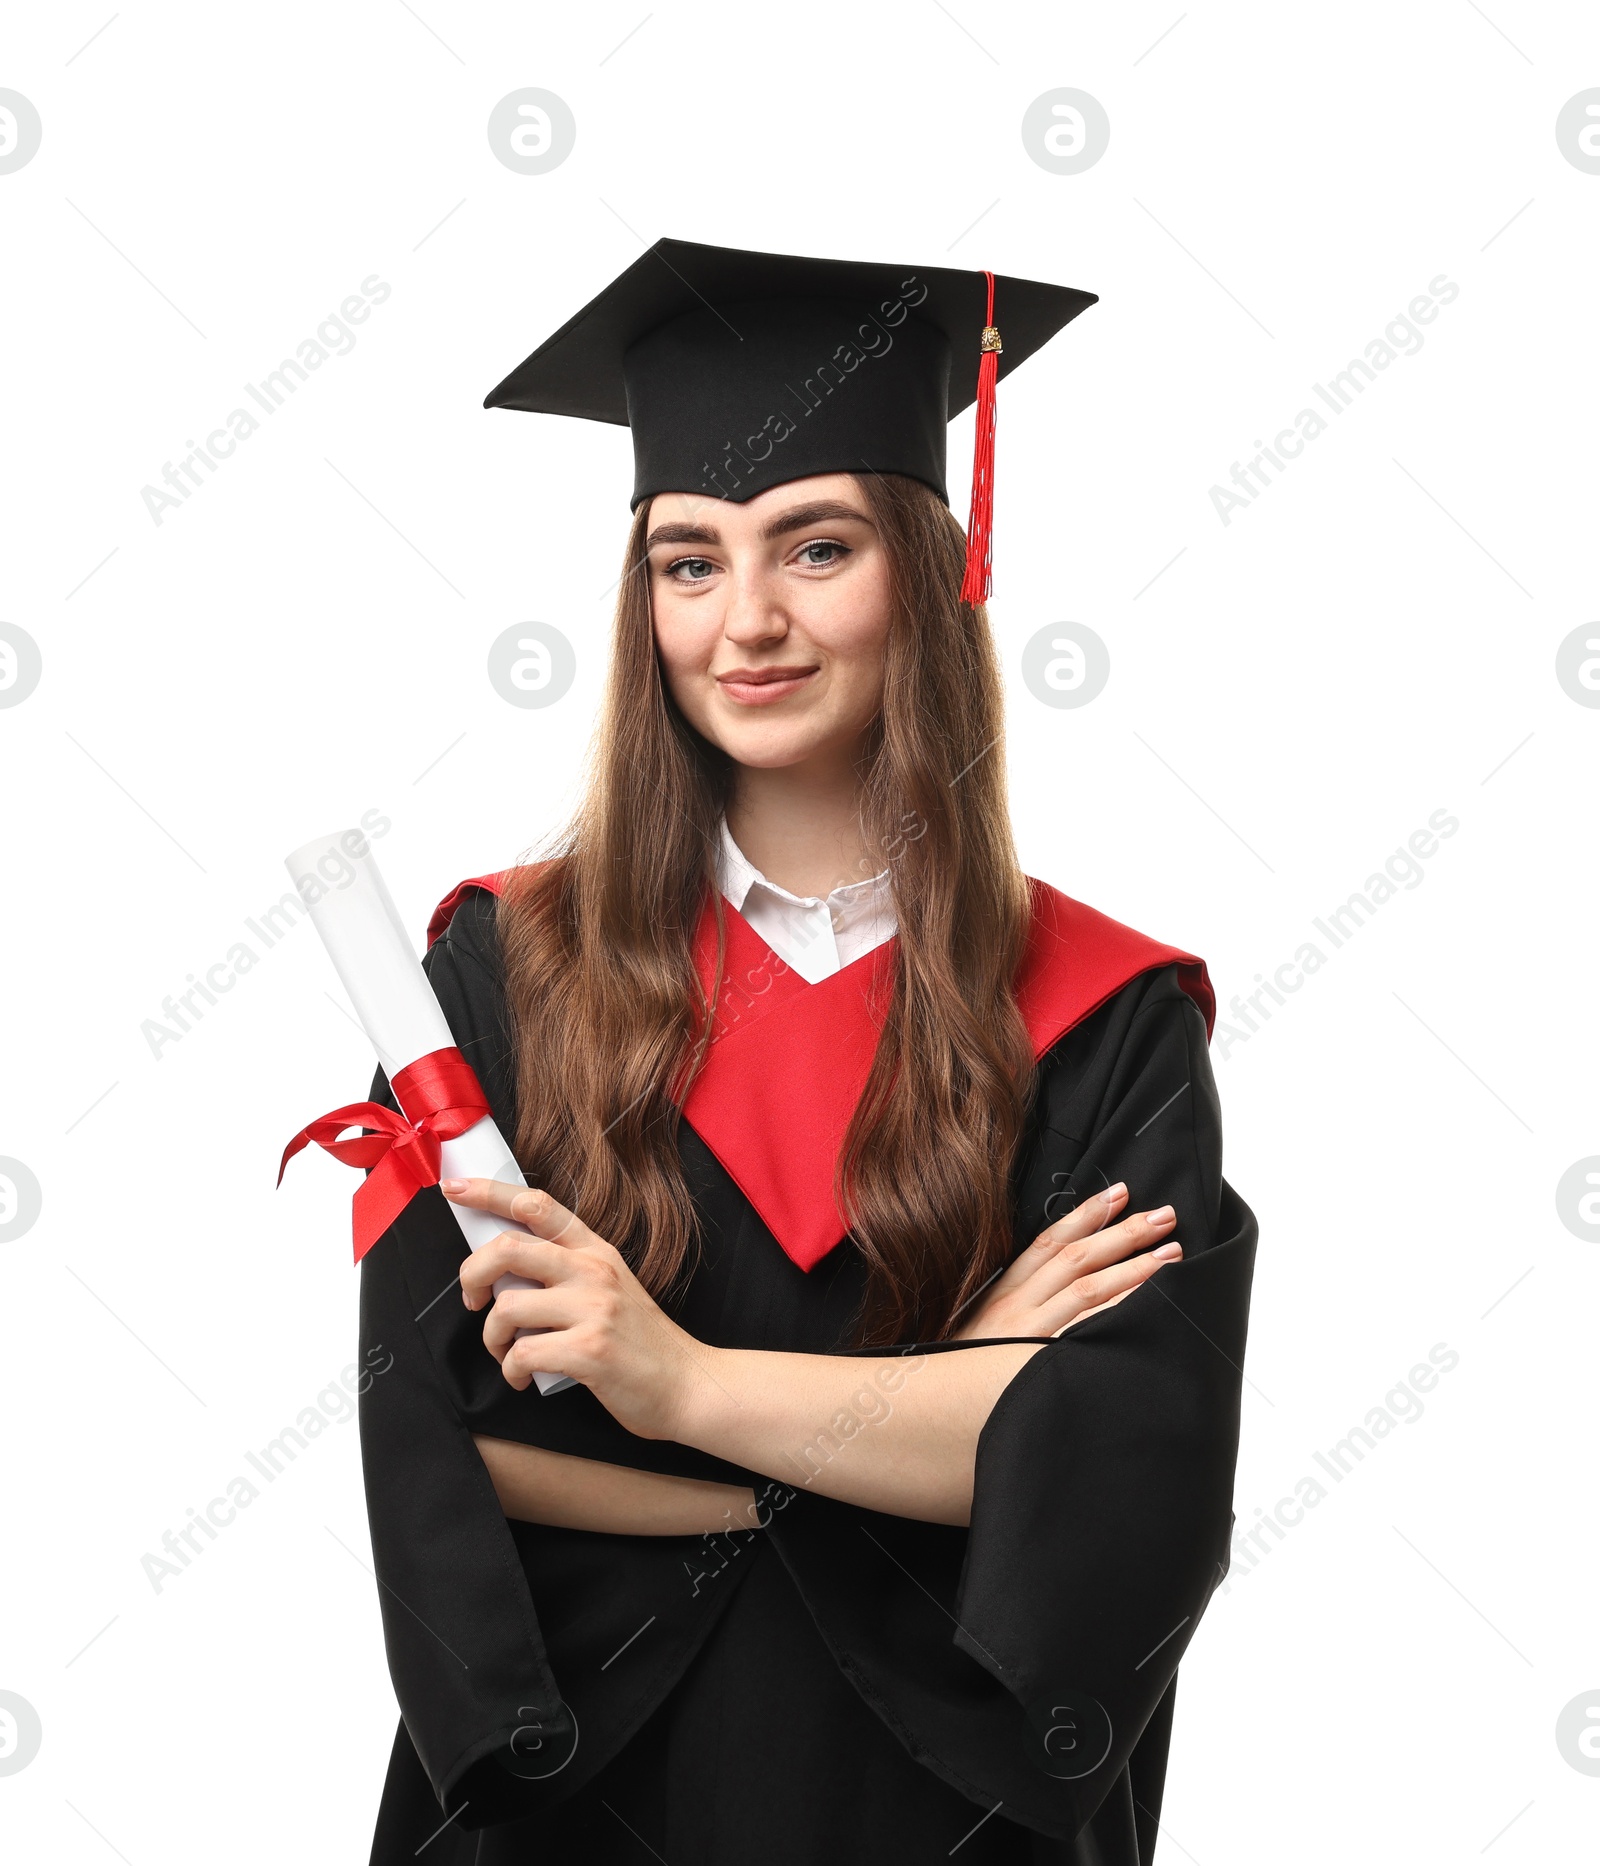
[760,500,872,540]
[645,521,721,549]
[645,500,871,553]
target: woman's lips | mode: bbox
[715,667,819,706]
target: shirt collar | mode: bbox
[716,817,892,918]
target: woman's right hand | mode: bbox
[952,1183,1181,1341]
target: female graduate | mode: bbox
[348,241,1257,1864]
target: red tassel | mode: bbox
[960,269,1001,605]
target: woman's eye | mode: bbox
[669,557,717,582]
[796,539,847,566]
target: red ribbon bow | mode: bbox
[278,1046,491,1262]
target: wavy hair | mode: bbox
[496,472,1035,1344]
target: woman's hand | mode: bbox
[443,1177,714,1441]
[952,1183,1181,1341]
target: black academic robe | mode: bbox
[356,886,1257,1865]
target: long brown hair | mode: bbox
[496,472,1035,1344]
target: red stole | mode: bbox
[428,873,1212,1273]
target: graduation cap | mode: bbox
[484,238,1097,602]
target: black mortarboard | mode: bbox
[484,238,1097,601]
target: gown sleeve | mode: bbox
[355,899,572,1825]
[760,962,1257,1856]
[356,892,766,1836]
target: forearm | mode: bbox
[671,1341,1048,1526]
[473,1435,759,1535]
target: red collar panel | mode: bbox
[429,873,1212,1272]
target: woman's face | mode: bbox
[646,473,893,773]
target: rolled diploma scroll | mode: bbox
[285,830,574,1397]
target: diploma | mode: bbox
[283,828,574,1396]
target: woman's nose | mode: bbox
[721,568,788,644]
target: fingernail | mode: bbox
[1152,1242,1182,1262]
[1100,1182,1127,1203]
[1146,1205,1175,1225]
[441,1178,467,1194]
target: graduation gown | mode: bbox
[356,880,1257,1865]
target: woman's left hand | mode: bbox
[443,1177,712,1441]
[952,1182,1182,1341]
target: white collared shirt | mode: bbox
[716,819,897,984]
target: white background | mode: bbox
[1,3,1596,1860]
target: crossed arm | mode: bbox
[451,1175,1182,1533]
